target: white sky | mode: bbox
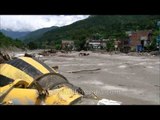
[0,15,89,32]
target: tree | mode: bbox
[91,33,103,40]
[75,39,86,51]
[14,39,25,48]
[0,32,25,49]
[55,44,61,50]
[106,39,115,51]
[149,38,157,51]
[27,42,38,50]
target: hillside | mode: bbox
[25,15,160,48]
[22,26,58,43]
[0,29,30,39]
[0,32,25,49]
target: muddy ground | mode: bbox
[14,50,160,105]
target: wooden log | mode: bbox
[67,68,101,73]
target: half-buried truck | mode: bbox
[0,53,121,105]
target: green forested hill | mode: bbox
[0,32,25,49]
[25,15,160,48]
[22,26,58,43]
[0,29,30,39]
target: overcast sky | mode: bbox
[0,15,89,32]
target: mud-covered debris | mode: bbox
[150,51,160,56]
[79,52,90,56]
[38,49,57,56]
[48,49,57,53]
[52,65,59,70]
[67,68,101,73]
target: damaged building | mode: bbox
[116,30,152,53]
[86,39,108,50]
[61,40,75,51]
[129,30,152,52]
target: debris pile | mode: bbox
[149,51,160,56]
[60,50,69,53]
[38,49,57,56]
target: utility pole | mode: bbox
[157,21,160,52]
[159,24,160,52]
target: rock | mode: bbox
[0,51,12,63]
[24,53,35,57]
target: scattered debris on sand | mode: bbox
[79,52,90,56]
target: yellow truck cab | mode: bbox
[0,57,83,105]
